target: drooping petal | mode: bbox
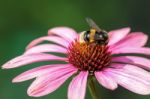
[106,65,150,95]
[110,64,150,83]
[12,64,74,82]
[111,47,150,55]
[110,32,148,49]
[24,44,67,55]
[48,27,78,42]
[110,72,150,95]
[108,27,130,46]
[95,71,118,90]
[2,53,66,69]
[68,71,88,99]
[26,36,70,50]
[112,56,150,70]
[27,66,77,97]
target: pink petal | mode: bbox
[24,44,67,55]
[2,53,66,69]
[110,64,150,83]
[106,65,150,95]
[112,64,150,82]
[108,27,130,46]
[68,71,88,99]
[110,32,148,49]
[48,27,78,42]
[95,71,118,90]
[12,64,75,82]
[111,47,150,55]
[26,36,70,50]
[112,56,150,70]
[27,66,77,97]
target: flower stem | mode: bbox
[88,76,100,99]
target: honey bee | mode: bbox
[79,18,108,45]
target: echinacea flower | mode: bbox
[2,26,150,99]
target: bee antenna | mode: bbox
[85,17,101,32]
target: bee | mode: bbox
[79,18,108,45]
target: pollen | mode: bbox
[67,41,111,75]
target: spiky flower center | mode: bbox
[67,41,111,74]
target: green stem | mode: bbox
[88,76,100,99]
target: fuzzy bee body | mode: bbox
[79,29,108,45]
[79,18,108,45]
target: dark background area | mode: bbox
[0,0,150,99]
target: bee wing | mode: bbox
[86,17,101,32]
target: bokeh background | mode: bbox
[0,0,150,99]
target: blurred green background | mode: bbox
[0,0,150,99]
